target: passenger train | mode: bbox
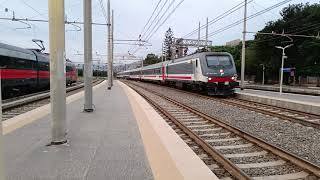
[0,42,77,98]
[118,52,239,96]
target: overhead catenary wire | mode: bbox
[183,0,253,38]
[98,0,108,24]
[145,0,184,41]
[205,0,293,39]
[139,0,163,37]
[130,0,184,55]
[254,23,320,43]
[144,0,177,41]
[0,17,108,26]
[140,0,170,39]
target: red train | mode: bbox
[0,43,77,98]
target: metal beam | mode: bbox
[48,0,67,145]
[173,38,212,47]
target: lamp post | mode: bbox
[275,44,293,94]
[260,64,265,85]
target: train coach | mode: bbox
[0,42,77,98]
[118,52,239,96]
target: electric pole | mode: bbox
[48,0,67,145]
[84,0,93,112]
[111,9,114,86]
[206,17,209,50]
[107,0,112,90]
[198,22,201,51]
[241,0,247,90]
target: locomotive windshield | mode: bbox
[206,56,232,68]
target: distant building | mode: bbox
[226,39,241,47]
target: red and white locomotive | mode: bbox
[118,52,239,96]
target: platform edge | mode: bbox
[118,81,219,180]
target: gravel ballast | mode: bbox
[128,81,320,166]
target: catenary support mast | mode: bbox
[48,0,67,144]
[84,0,94,112]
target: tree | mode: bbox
[249,2,320,83]
[164,28,174,60]
[144,53,161,65]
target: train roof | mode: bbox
[0,42,36,61]
[118,52,233,73]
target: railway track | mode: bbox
[219,98,320,129]
[124,81,320,180]
[129,81,320,130]
[2,79,103,120]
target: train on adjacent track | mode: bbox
[118,52,239,96]
[0,42,77,98]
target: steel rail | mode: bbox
[132,81,320,129]
[222,98,320,129]
[125,82,250,180]
[124,81,320,177]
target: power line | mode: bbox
[205,0,293,38]
[139,0,163,37]
[141,0,170,39]
[145,0,184,41]
[144,0,177,40]
[128,0,165,54]
[183,0,253,38]
[98,0,108,24]
[130,0,176,55]
[255,23,320,43]
[130,0,184,55]
[0,17,108,26]
[20,0,47,19]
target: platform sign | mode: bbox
[280,68,296,73]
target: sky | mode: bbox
[0,0,318,65]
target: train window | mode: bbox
[66,66,73,72]
[0,55,9,69]
[206,56,232,67]
[196,60,198,67]
[39,62,49,71]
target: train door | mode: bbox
[161,65,165,81]
[193,58,200,81]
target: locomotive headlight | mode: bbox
[208,77,212,81]
[231,75,238,81]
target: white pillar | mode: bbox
[84,0,93,112]
[107,0,112,90]
[241,0,247,90]
[280,49,285,94]
[48,0,67,144]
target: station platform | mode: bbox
[235,88,320,115]
[244,84,320,96]
[3,80,217,180]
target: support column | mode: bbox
[48,0,67,144]
[84,0,93,112]
[107,0,112,90]
[111,9,114,86]
[241,0,247,90]
[205,17,209,50]
[197,22,200,51]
